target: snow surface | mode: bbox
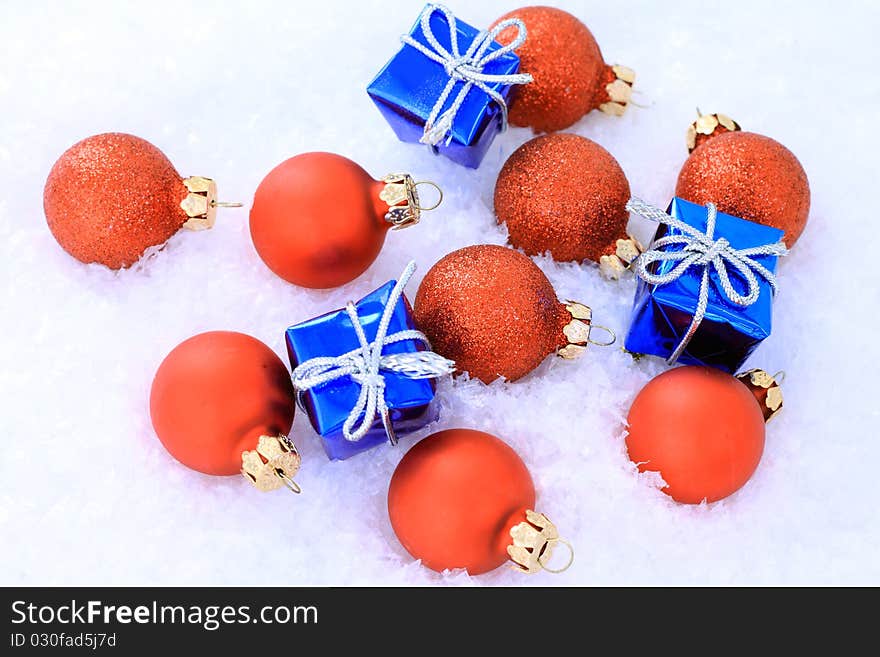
[1,0,878,586]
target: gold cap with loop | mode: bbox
[240,434,303,494]
[508,510,575,574]
[686,110,741,153]
[598,65,636,116]
[599,236,645,280]
[736,369,784,422]
[379,174,443,230]
[557,301,617,359]
[180,176,243,231]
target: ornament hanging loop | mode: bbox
[274,468,302,495]
[380,174,443,230]
[558,301,616,359]
[538,537,575,574]
[587,324,616,347]
[413,181,444,212]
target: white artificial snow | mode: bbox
[0,0,878,586]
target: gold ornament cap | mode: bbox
[735,369,784,422]
[686,111,741,153]
[508,510,574,574]
[599,236,645,280]
[379,174,443,230]
[557,301,616,359]
[240,434,303,493]
[599,65,636,116]
[180,176,242,231]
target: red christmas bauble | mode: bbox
[388,428,536,575]
[414,245,595,383]
[44,132,225,269]
[150,331,296,477]
[626,366,766,504]
[249,153,432,289]
[44,133,186,268]
[494,133,631,262]
[492,6,633,132]
[676,130,810,246]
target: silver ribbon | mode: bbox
[400,3,533,147]
[291,261,455,444]
[627,198,789,364]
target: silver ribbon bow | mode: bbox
[291,261,455,444]
[400,3,533,147]
[627,198,789,364]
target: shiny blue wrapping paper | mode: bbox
[366,6,522,169]
[624,197,784,372]
[285,280,437,461]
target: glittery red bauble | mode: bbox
[494,133,630,262]
[44,133,189,269]
[249,152,393,289]
[676,131,811,246]
[493,6,627,132]
[413,245,569,383]
[626,367,766,504]
[388,428,535,574]
[150,331,296,476]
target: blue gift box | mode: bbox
[286,279,439,461]
[625,197,785,373]
[367,4,525,169]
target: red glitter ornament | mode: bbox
[388,428,572,575]
[249,153,441,289]
[150,331,301,493]
[492,6,634,132]
[44,132,236,269]
[676,118,810,246]
[626,366,767,504]
[413,244,612,383]
[494,133,634,267]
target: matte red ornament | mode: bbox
[413,245,612,383]
[249,152,440,289]
[494,133,634,266]
[492,6,634,132]
[44,132,235,269]
[626,366,766,504]
[676,116,810,246]
[150,331,301,493]
[388,428,570,575]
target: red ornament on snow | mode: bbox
[626,366,770,504]
[150,331,301,493]
[676,113,811,246]
[44,132,238,269]
[413,244,614,383]
[494,133,639,276]
[249,152,441,289]
[388,428,572,575]
[492,6,634,132]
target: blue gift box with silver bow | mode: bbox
[286,263,454,461]
[367,4,531,169]
[624,197,788,373]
